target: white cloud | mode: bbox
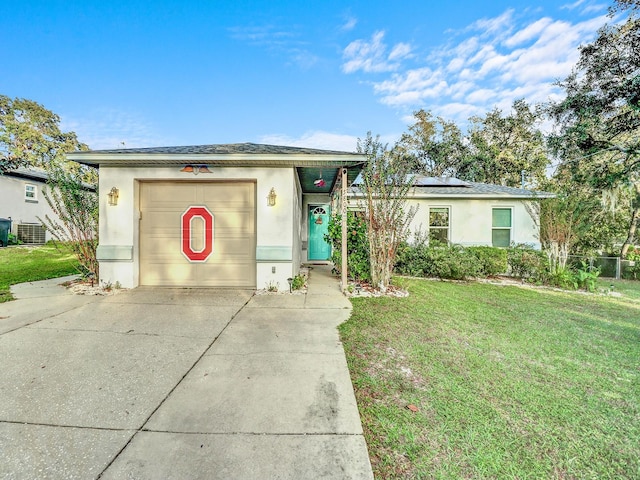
[345,8,607,123]
[341,16,357,31]
[259,131,359,152]
[229,24,317,70]
[466,88,498,104]
[504,17,554,47]
[561,0,607,15]
[468,9,515,39]
[342,31,412,73]
[61,108,168,150]
[388,42,412,61]
[561,0,587,10]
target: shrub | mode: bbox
[426,244,480,280]
[622,263,640,280]
[395,242,429,277]
[467,246,508,276]
[325,212,371,282]
[507,245,548,282]
[40,165,98,280]
[396,241,480,280]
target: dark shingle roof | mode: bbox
[81,142,359,156]
[5,167,49,182]
[412,181,554,198]
[350,176,555,199]
[68,142,366,170]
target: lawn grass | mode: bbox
[340,278,640,479]
[0,243,79,303]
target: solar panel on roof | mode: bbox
[413,176,471,187]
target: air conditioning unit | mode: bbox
[17,223,46,244]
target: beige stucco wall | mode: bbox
[97,166,299,290]
[406,197,540,248]
[0,175,57,242]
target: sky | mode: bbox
[0,0,616,152]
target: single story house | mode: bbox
[0,167,57,244]
[349,176,553,249]
[68,143,366,291]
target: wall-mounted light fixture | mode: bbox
[180,165,212,175]
[267,187,277,207]
[107,187,119,206]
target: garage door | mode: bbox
[139,181,256,287]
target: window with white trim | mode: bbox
[429,207,449,244]
[492,208,512,247]
[25,184,37,201]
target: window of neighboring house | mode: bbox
[429,207,450,244]
[25,184,37,202]
[492,208,512,247]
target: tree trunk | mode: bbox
[620,206,640,258]
[621,185,640,259]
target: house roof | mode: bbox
[3,167,96,191]
[4,167,50,183]
[71,143,361,156]
[68,142,367,194]
[351,176,555,199]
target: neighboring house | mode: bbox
[68,143,366,291]
[0,167,55,244]
[349,176,554,249]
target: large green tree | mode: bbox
[467,99,550,188]
[0,95,87,174]
[395,109,469,177]
[396,102,550,188]
[548,0,640,256]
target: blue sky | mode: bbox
[1,0,613,151]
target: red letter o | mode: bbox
[181,206,214,262]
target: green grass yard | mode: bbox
[341,278,640,479]
[0,243,79,302]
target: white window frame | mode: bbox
[491,207,513,247]
[24,184,38,201]
[428,206,450,244]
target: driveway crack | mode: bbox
[96,292,255,479]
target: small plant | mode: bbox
[290,274,305,290]
[100,280,121,292]
[7,233,21,245]
[266,280,279,292]
[575,261,600,292]
[548,266,577,290]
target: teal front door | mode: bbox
[308,205,331,260]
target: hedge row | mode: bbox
[395,243,508,280]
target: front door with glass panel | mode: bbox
[308,205,331,260]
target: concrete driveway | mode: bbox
[0,267,373,479]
